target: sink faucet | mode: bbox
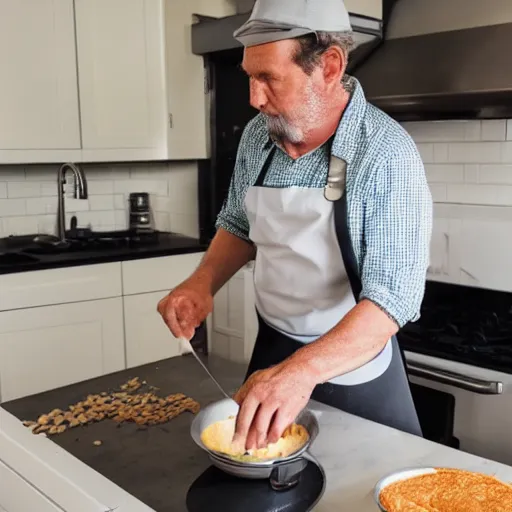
[57,163,88,242]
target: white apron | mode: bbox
[244,146,392,385]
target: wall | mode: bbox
[402,118,512,292]
[0,162,199,239]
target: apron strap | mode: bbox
[254,145,277,187]
[328,155,363,302]
[334,190,362,302]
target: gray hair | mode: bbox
[292,31,355,75]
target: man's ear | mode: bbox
[321,47,346,88]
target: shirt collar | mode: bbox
[331,76,367,166]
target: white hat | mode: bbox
[234,0,352,48]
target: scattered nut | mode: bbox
[23,377,200,436]
[93,440,102,446]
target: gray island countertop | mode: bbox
[1,354,512,511]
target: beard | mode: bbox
[263,114,304,144]
[262,82,326,145]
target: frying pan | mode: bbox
[190,398,319,479]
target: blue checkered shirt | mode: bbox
[216,77,433,328]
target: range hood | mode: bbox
[353,0,512,120]
[191,11,382,73]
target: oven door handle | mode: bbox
[407,361,503,395]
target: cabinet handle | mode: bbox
[407,361,503,395]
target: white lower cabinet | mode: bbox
[124,291,181,368]
[0,253,206,401]
[0,297,124,402]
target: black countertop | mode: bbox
[0,231,207,275]
[2,354,248,512]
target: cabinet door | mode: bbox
[124,291,181,368]
[0,298,124,402]
[74,0,166,157]
[0,0,80,150]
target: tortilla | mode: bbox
[379,468,512,511]
[200,416,309,462]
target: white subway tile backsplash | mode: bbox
[428,183,447,202]
[25,165,57,181]
[170,212,199,238]
[433,143,449,163]
[7,181,42,198]
[88,195,115,211]
[447,142,502,163]
[507,120,512,141]
[87,180,114,195]
[500,142,512,163]
[114,210,127,229]
[446,184,512,206]
[114,194,127,210]
[0,159,199,238]
[402,120,481,142]
[481,120,506,141]
[435,203,512,222]
[65,198,90,212]
[2,216,39,235]
[479,164,512,184]
[425,164,464,183]
[0,166,25,181]
[26,197,57,215]
[0,199,26,216]
[113,179,168,196]
[463,164,479,183]
[415,143,434,163]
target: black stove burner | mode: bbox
[186,461,324,512]
[397,281,512,373]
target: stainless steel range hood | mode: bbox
[353,0,512,120]
[191,11,382,72]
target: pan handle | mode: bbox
[270,457,308,491]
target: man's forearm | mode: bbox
[287,299,399,385]
[187,228,256,296]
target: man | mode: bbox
[158,0,432,452]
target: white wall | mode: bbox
[0,161,199,238]
[403,119,512,206]
[403,119,512,291]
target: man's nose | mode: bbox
[249,80,268,111]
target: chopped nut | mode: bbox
[93,440,102,446]
[54,415,65,426]
[37,415,50,426]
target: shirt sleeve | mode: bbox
[215,129,252,242]
[359,140,433,328]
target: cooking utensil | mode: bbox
[179,337,231,401]
[374,467,438,511]
[190,397,320,480]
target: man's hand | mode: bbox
[232,360,316,451]
[157,282,213,340]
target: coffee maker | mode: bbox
[129,192,153,231]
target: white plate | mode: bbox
[374,467,437,511]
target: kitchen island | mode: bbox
[1,354,512,511]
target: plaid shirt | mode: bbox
[216,77,433,328]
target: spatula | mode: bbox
[179,337,232,400]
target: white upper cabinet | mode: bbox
[0,0,81,152]
[0,0,230,164]
[75,0,167,159]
